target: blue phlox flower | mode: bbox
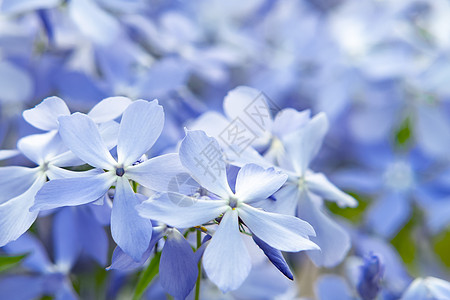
[401,276,450,300]
[138,129,319,292]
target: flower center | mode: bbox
[229,196,238,209]
[115,167,125,177]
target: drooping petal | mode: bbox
[53,208,81,272]
[126,153,186,192]
[0,175,46,247]
[179,130,233,198]
[32,172,116,211]
[306,172,358,208]
[58,113,117,169]
[87,96,132,123]
[117,100,164,166]
[203,209,251,292]
[238,204,319,252]
[283,112,329,175]
[138,192,228,228]
[252,234,294,280]
[235,164,287,203]
[111,176,153,261]
[298,193,351,267]
[22,96,70,131]
[0,166,38,204]
[159,229,198,299]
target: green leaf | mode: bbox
[0,254,28,273]
[433,229,450,269]
[132,252,161,300]
[395,117,412,146]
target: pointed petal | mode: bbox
[126,153,186,191]
[203,209,251,292]
[22,96,70,131]
[179,130,232,198]
[117,100,164,166]
[0,166,38,204]
[32,172,116,211]
[0,175,46,247]
[306,172,357,208]
[58,113,117,169]
[235,164,287,203]
[87,96,132,123]
[298,193,351,267]
[160,229,198,298]
[238,204,319,252]
[111,177,153,261]
[138,192,228,228]
[53,208,81,272]
[283,112,328,174]
[252,234,294,280]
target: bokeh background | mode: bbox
[0,0,449,299]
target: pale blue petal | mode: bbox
[0,166,38,204]
[272,108,310,138]
[238,204,319,252]
[0,175,45,247]
[87,96,132,123]
[68,0,121,45]
[98,120,121,150]
[58,113,117,169]
[4,233,52,273]
[179,130,233,198]
[126,153,186,192]
[46,166,102,180]
[0,61,33,103]
[160,229,198,298]
[0,275,44,300]
[54,281,78,300]
[203,209,251,292]
[367,193,411,238]
[138,192,228,228]
[108,227,165,271]
[0,149,19,160]
[17,131,64,165]
[298,193,350,267]
[22,96,69,131]
[117,100,164,166]
[306,172,358,208]
[188,111,230,141]
[235,164,287,203]
[283,112,328,175]
[111,177,152,261]
[53,208,80,272]
[315,275,353,300]
[32,172,116,211]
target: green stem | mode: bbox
[194,230,202,300]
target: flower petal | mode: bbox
[298,193,350,267]
[0,275,44,300]
[179,130,232,198]
[126,153,186,192]
[235,164,287,203]
[53,208,81,272]
[22,96,70,131]
[0,149,19,160]
[0,175,46,247]
[306,172,357,208]
[111,176,153,261]
[160,229,198,298]
[0,166,38,204]
[238,204,319,252]
[32,172,116,211]
[203,209,251,292]
[138,192,228,228]
[117,100,164,166]
[283,112,328,175]
[58,113,117,169]
[87,96,132,123]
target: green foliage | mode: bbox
[433,229,450,268]
[326,192,369,224]
[395,117,412,146]
[133,252,161,300]
[0,254,27,273]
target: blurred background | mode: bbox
[0,0,449,299]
